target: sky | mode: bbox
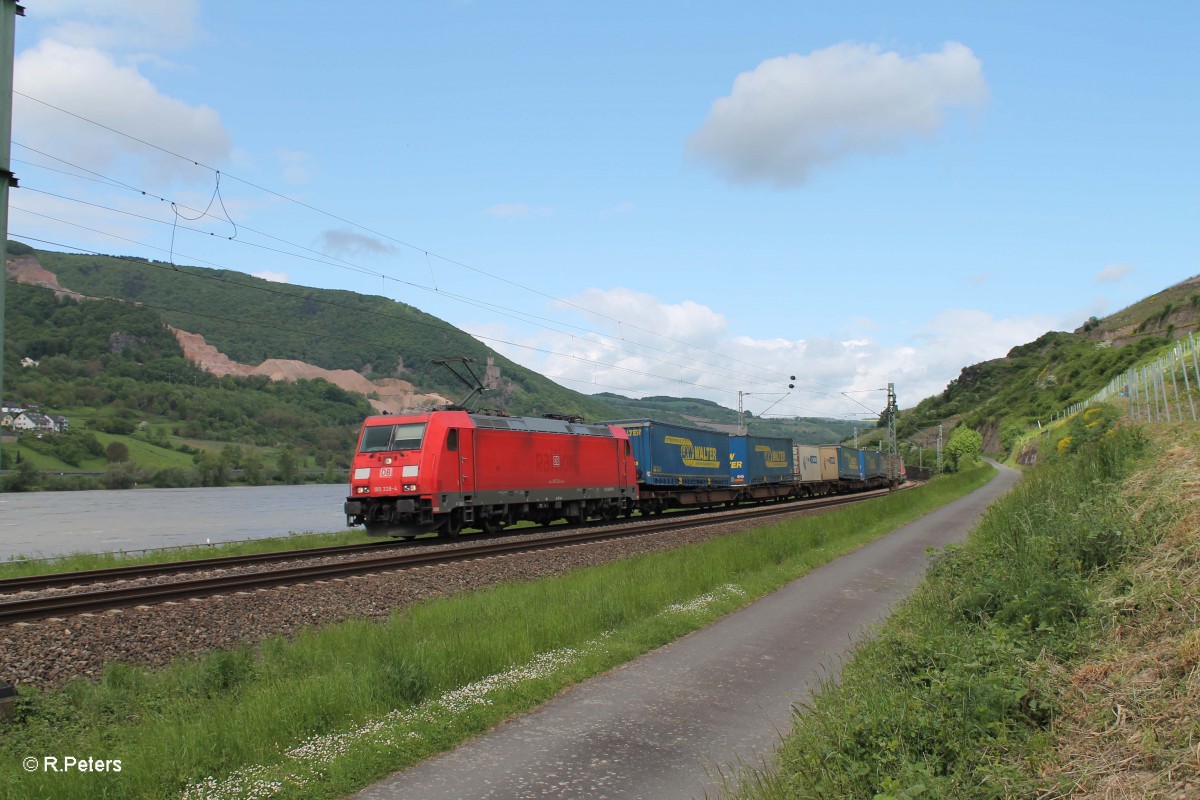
[7,1,1198,422]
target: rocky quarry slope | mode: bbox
[7,254,451,414]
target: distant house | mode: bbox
[19,357,39,368]
[12,411,57,433]
[0,408,21,428]
[52,415,70,431]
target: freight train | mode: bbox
[343,411,904,539]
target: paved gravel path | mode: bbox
[354,464,1021,800]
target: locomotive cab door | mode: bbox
[444,428,475,498]
[454,427,476,496]
[437,427,476,535]
[618,438,631,487]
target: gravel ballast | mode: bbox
[1,510,824,689]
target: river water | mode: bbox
[0,484,354,561]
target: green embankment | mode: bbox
[0,469,991,800]
[732,424,1163,799]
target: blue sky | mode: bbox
[9,1,1198,420]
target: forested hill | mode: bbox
[5,243,852,445]
[17,242,624,421]
[593,393,858,444]
[2,277,377,482]
[896,274,1200,454]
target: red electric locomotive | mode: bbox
[344,409,639,538]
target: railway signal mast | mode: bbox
[885,383,898,486]
[736,377,796,436]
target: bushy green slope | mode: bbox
[29,247,624,420]
[894,275,1200,456]
[594,393,857,443]
[900,331,1168,452]
[16,245,864,436]
[4,281,375,476]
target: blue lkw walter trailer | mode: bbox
[837,446,866,483]
[607,419,729,487]
[864,450,887,482]
[730,435,794,486]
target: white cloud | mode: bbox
[277,150,315,186]
[462,288,1066,420]
[484,203,552,219]
[556,288,728,345]
[1094,263,1134,284]
[34,0,201,52]
[252,271,290,283]
[15,40,232,184]
[688,41,987,187]
[899,307,1064,400]
[319,228,398,258]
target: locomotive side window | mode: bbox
[446,429,458,452]
[359,423,427,453]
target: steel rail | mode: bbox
[0,538,403,594]
[1,488,891,624]
[0,488,898,624]
[0,485,902,595]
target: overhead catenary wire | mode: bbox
[11,233,839,411]
[13,165,807,391]
[12,92,804,388]
[11,94,887,420]
[11,201,818,399]
[12,176,834,395]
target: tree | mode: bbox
[944,425,983,472]
[2,459,41,492]
[194,449,229,487]
[220,443,243,470]
[277,446,301,485]
[102,461,137,489]
[242,449,266,485]
[105,441,130,463]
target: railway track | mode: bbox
[0,538,402,594]
[0,488,894,625]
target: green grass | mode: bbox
[732,426,1151,800]
[0,469,993,800]
[6,425,243,475]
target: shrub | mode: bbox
[149,468,194,488]
[102,462,138,490]
[944,426,983,472]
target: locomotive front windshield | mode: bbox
[358,423,426,453]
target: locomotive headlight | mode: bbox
[356,487,370,494]
[384,456,395,465]
[403,483,417,492]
